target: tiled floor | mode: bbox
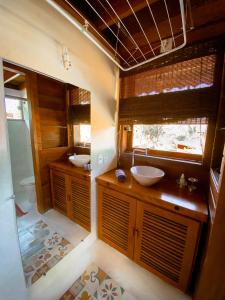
[18,194,191,300]
[60,263,130,299]
[17,208,90,287]
[19,220,74,287]
[30,239,192,300]
[17,209,90,248]
[15,190,34,213]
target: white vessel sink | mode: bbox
[69,154,90,167]
[130,166,165,186]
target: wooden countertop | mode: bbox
[96,169,208,222]
[49,160,90,179]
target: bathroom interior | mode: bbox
[0,1,225,300]
[3,63,92,287]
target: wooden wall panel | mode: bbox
[26,72,44,211]
[41,127,68,149]
[29,73,72,212]
[194,53,225,300]
[39,108,66,127]
[37,74,65,98]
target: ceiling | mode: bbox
[53,0,225,70]
[3,69,25,90]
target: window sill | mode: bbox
[123,151,203,166]
[74,145,91,150]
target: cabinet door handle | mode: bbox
[67,195,71,202]
[136,229,139,238]
[133,228,140,238]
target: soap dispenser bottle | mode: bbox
[177,173,187,189]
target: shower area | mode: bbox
[4,69,36,216]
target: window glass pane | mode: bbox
[133,124,208,155]
[80,125,91,143]
[5,97,23,120]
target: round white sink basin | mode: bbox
[130,166,165,186]
[69,155,90,168]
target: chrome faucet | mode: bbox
[132,148,148,166]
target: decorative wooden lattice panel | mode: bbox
[70,177,90,231]
[98,187,136,258]
[120,55,216,99]
[134,202,200,291]
[51,170,67,215]
[70,87,91,105]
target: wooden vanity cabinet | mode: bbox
[51,169,68,216]
[70,176,90,230]
[98,186,136,258]
[97,182,204,292]
[134,201,200,291]
[50,163,90,231]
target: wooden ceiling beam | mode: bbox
[119,0,225,53]
[96,0,159,31]
[53,0,115,57]
[3,69,19,82]
[4,73,20,84]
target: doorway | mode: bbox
[4,67,36,216]
[2,61,91,288]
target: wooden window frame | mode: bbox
[119,122,214,165]
[118,50,224,169]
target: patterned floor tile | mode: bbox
[59,264,125,300]
[18,220,74,286]
[94,278,125,300]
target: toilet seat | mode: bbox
[20,176,35,186]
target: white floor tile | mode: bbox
[29,239,192,300]
[17,209,90,248]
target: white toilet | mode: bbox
[20,175,36,208]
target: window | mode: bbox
[5,97,24,120]
[132,122,208,160]
[119,55,217,163]
[73,124,91,146]
[79,124,91,143]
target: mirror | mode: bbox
[3,61,91,287]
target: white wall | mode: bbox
[0,0,119,234]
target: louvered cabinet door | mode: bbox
[134,202,200,291]
[69,176,90,231]
[50,170,68,216]
[98,186,137,259]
